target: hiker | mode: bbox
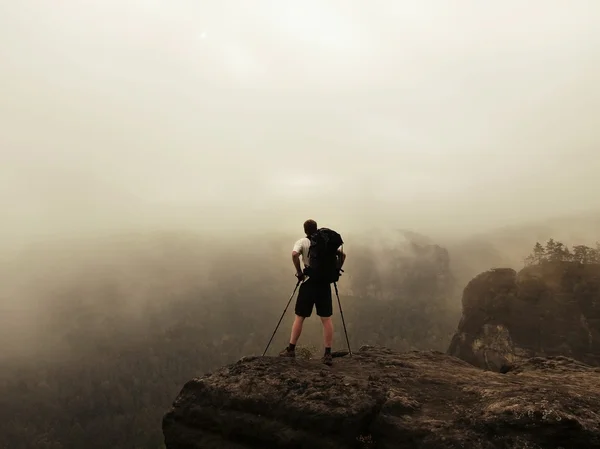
[279,219,346,365]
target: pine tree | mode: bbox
[532,242,546,264]
[545,238,557,259]
[572,245,591,263]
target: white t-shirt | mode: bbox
[292,237,342,268]
[292,237,312,267]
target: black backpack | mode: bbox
[306,228,344,283]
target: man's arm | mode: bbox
[292,239,305,278]
[292,251,303,277]
[337,247,346,268]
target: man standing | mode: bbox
[279,219,346,365]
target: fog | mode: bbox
[2,3,600,447]
[2,0,600,348]
[1,0,599,250]
[2,0,600,352]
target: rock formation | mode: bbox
[162,345,600,448]
[448,262,600,372]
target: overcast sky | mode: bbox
[1,0,599,242]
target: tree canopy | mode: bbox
[524,239,600,266]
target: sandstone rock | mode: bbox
[448,263,600,371]
[162,345,600,448]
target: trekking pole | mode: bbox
[262,279,301,356]
[334,282,352,356]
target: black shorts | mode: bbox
[294,277,333,318]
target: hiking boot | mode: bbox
[279,347,295,358]
[322,352,333,366]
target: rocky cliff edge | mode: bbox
[162,345,600,449]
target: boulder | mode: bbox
[448,263,600,371]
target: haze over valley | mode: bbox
[1,1,599,448]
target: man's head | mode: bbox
[303,219,318,237]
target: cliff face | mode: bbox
[162,345,600,449]
[448,262,600,372]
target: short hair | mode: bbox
[303,219,318,236]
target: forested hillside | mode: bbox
[0,231,459,449]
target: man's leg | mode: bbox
[290,315,305,347]
[280,282,312,357]
[280,315,305,358]
[315,282,334,365]
[321,316,333,349]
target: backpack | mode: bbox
[306,228,344,283]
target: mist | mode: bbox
[1,0,599,357]
[2,2,600,447]
[1,0,599,251]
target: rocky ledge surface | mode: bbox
[162,345,600,449]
